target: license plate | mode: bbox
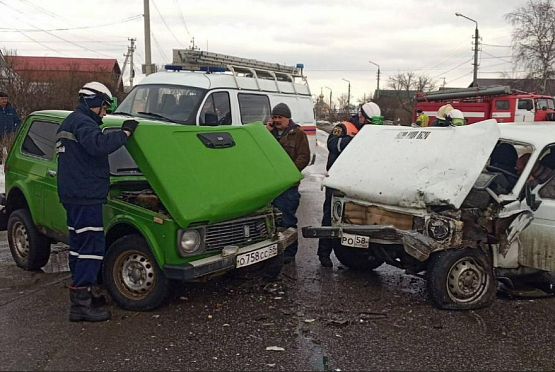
[341,233,369,248]
[236,244,278,268]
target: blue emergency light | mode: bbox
[200,66,226,73]
[165,65,183,71]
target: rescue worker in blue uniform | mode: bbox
[57,82,139,322]
[0,91,21,135]
[318,102,381,267]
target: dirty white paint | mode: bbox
[324,120,500,209]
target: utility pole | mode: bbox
[342,78,351,112]
[143,0,153,75]
[369,60,380,100]
[456,13,479,87]
[128,38,136,87]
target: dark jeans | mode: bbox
[317,187,334,258]
[273,186,300,258]
[63,204,105,287]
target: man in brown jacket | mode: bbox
[266,103,310,263]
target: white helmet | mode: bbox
[79,82,112,106]
[447,109,465,126]
[436,104,454,120]
[361,102,381,121]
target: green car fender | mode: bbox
[103,213,168,268]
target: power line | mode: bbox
[173,0,191,37]
[482,43,512,48]
[0,15,142,33]
[432,58,473,79]
[152,32,169,63]
[151,0,187,48]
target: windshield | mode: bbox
[103,127,142,176]
[115,84,206,124]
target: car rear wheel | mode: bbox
[103,234,170,311]
[332,239,384,271]
[7,209,51,270]
[427,248,496,310]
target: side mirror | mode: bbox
[525,181,542,211]
[107,97,118,114]
[204,112,219,126]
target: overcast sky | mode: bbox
[0,0,526,103]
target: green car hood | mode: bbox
[125,122,302,228]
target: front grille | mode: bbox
[204,215,270,252]
[343,201,414,230]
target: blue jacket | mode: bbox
[0,102,21,135]
[326,115,360,171]
[57,103,128,205]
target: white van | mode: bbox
[114,52,317,150]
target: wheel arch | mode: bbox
[105,221,165,268]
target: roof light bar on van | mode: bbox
[200,66,226,73]
[165,65,183,71]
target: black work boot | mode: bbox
[90,287,107,308]
[69,286,111,322]
[319,255,333,268]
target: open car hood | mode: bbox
[125,122,302,227]
[324,119,500,209]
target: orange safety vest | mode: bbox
[341,121,359,136]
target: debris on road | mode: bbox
[266,346,285,352]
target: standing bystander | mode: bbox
[56,82,139,322]
[0,91,21,135]
[266,103,310,263]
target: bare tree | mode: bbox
[505,0,555,93]
[387,72,436,115]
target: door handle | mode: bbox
[47,169,57,177]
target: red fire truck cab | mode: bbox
[414,85,555,125]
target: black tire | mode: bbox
[102,234,170,311]
[427,248,496,310]
[7,209,51,270]
[240,252,284,280]
[332,239,384,271]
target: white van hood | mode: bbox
[324,119,500,209]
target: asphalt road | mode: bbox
[1,129,555,371]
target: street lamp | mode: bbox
[324,86,333,114]
[368,60,380,99]
[456,12,479,87]
[342,78,351,111]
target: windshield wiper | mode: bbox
[112,112,134,117]
[137,111,177,123]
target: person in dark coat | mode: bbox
[0,91,21,135]
[318,102,381,267]
[266,103,310,263]
[57,82,139,322]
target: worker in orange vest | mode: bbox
[318,102,381,267]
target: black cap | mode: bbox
[416,109,423,113]
[0,92,8,98]
[271,103,292,119]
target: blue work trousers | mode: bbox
[272,186,300,258]
[63,204,105,287]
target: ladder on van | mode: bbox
[170,49,310,94]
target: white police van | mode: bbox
[115,50,317,149]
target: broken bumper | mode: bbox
[302,225,438,261]
[164,227,297,280]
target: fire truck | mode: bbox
[414,85,555,125]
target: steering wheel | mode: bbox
[486,165,519,181]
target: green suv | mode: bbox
[2,110,300,310]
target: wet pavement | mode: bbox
[1,130,555,371]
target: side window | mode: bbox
[21,120,59,160]
[238,94,271,124]
[518,99,533,110]
[199,92,231,126]
[495,100,509,110]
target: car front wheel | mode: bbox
[103,234,170,311]
[7,209,51,270]
[426,248,496,310]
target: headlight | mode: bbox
[179,229,201,254]
[332,200,343,222]
[427,218,451,241]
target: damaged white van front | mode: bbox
[303,119,551,310]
